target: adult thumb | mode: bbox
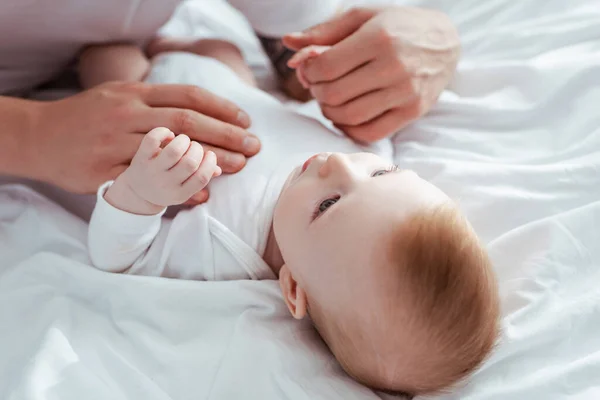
[283,8,375,50]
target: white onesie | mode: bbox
[88,54,393,281]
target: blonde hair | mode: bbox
[311,203,500,395]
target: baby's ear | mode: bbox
[278,264,307,319]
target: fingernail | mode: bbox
[237,111,251,127]
[226,153,246,169]
[242,135,261,153]
[287,32,304,39]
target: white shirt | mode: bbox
[0,0,341,96]
[88,54,393,281]
[0,0,178,95]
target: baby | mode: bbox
[78,33,306,99]
[86,39,500,396]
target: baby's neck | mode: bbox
[263,224,284,277]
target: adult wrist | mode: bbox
[0,96,46,180]
[25,101,52,181]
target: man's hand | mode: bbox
[283,7,460,142]
[29,81,260,198]
[105,128,221,215]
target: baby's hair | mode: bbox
[310,203,500,396]
[391,203,500,394]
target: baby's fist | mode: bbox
[125,128,221,207]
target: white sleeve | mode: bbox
[226,0,343,37]
[158,0,342,41]
[88,181,167,273]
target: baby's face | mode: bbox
[273,152,450,312]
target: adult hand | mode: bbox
[29,81,260,201]
[283,7,460,142]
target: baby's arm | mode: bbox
[78,44,151,89]
[147,38,256,86]
[88,127,221,273]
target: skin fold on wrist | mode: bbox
[105,175,165,216]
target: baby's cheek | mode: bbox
[273,191,298,234]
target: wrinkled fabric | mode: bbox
[1,0,600,399]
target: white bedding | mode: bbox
[1,0,600,399]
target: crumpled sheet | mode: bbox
[1,0,600,399]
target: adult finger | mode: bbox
[309,59,394,106]
[133,128,174,162]
[287,45,329,69]
[338,103,421,143]
[301,25,377,84]
[184,189,210,205]
[143,108,261,156]
[321,82,417,126]
[156,134,191,170]
[170,141,204,183]
[283,8,375,50]
[201,144,246,174]
[142,84,251,128]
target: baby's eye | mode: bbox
[371,170,389,177]
[315,196,339,217]
[372,165,399,177]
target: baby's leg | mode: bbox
[78,44,151,89]
[147,38,256,87]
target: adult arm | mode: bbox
[0,82,260,197]
[0,96,43,179]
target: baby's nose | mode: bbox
[324,153,354,178]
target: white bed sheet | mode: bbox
[1,0,600,399]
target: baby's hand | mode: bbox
[287,45,331,89]
[114,127,221,213]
